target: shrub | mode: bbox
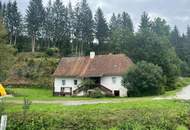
[123,61,165,97]
[46,48,59,56]
[88,90,104,98]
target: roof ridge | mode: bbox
[61,53,126,59]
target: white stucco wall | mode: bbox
[100,76,127,97]
[54,77,82,93]
[54,76,128,97]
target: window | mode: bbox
[62,80,66,85]
[74,80,78,85]
[112,77,116,84]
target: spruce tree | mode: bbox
[170,26,180,47]
[67,1,75,54]
[152,17,170,37]
[12,1,21,45]
[44,0,54,48]
[52,0,70,55]
[121,12,134,32]
[73,0,94,55]
[109,13,117,31]
[139,12,152,33]
[94,7,109,53]
[26,0,45,52]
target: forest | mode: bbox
[1,0,190,95]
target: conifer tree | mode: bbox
[52,0,70,55]
[152,17,170,37]
[44,0,54,48]
[121,12,134,32]
[26,0,45,52]
[73,0,94,55]
[94,7,109,53]
[109,13,117,31]
[139,12,152,33]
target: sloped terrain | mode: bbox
[3,53,59,88]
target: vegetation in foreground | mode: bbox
[1,99,189,130]
[1,79,190,130]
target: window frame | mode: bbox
[112,77,117,84]
[74,80,78,85]
[62,80,66,86]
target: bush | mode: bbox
[46,48,59,56]
[123,61,165,97]
[88,90,104,98]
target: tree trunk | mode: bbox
[32,35,36,53]
[9,33,12,45]
[14,35,17,46]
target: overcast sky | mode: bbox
[2,0,190,33]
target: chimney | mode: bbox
[90,52,95,59]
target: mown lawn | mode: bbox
[4,99,190,113]
[5,87,94,100]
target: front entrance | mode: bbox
[61,87,72,96]
[89,77,101,85]
[114,90,120,96]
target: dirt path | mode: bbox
[5,99,132,106]
[154,85,190,100]
[176,85,190,100]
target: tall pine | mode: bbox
[94,7,109,54]
[26,0,45,52]
[139,12,152,33]
[74,0,94,55]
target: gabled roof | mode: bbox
[53,54,133,77]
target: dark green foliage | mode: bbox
[152,17,170,37]
[121,12,134,32]
[5,1,22,45]
[123,61,164,96]
[26,0,45,52]
[0,22,15,81]
[94,7,109,54]
[73,0,94,56]
[0,98,5,116]
[129,15,181,89]
[80,79,96,91]
[110,27,134,53]
[46,47,59,56]
[88,90,104,98]
[139,12,152,33]
[170,26,190,77]
[109,12,134,54]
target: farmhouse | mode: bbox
[53,52,133,97]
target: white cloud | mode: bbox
[174,16,190,23]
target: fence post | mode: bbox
[0,115,7,130]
